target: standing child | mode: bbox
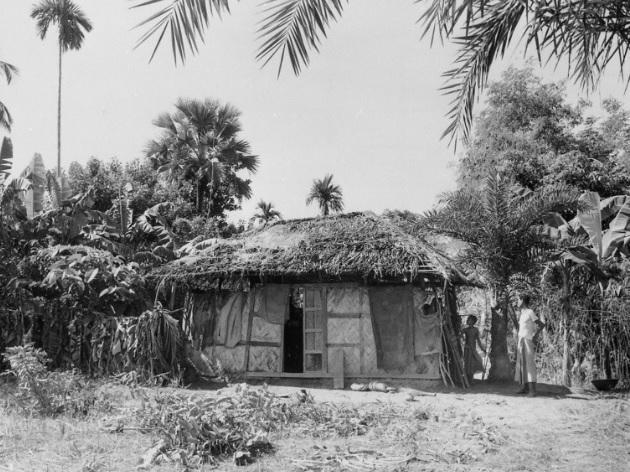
[462,315,486,384]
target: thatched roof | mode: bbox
[150,212,472,290]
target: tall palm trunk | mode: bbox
[488,287,512,381]
[57,41,62,179]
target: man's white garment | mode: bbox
[515,307,539,384]
[518,308,539,340]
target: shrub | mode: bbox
[2,344,109,417]
[133,384,380,467]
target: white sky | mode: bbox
[1,0,629,222]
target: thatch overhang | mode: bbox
[150,212,474,291]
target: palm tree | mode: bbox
[131,0,630,144]
[0,61,18,131]
[253,200,282,225]
[306,174,344,216]
[146,98,258,216]
[422,175,579,380]
[31,0,93,178]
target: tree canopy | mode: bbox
[306,174,344,216]
[458,66,630,198]
[146,98,258,219]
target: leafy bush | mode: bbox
[132,304,184,384]
[2,344,109,417]
[133,384,378,467]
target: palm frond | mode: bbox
[0,101,13,131]
[235,150,258,173]
[419,0,489,44]
[0,137,13,178]
[0,61,18,84]
[133,202,176,249]
[256,0,347,76]
[440,0,525,146]
[131,0,233,64]
[228,175,252,200]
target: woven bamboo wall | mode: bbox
[361,308,378,374]
[248,346,281,372]
[203,345,246,372]
[250,316,282,343]
[326,287,372,375]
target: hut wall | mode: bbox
[248,315,282,372]
[361,286,441,378]
[326,287,375,375]
[189,284,442,378]
[203,345,247,372]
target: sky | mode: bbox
[1,0,629,222]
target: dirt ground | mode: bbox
[0,381,628,472]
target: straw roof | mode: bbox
[151,212,472,290]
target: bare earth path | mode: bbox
[0,382,628,471]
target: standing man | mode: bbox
[515,293,545,396]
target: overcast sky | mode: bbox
[1,1,629,221]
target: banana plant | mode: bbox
[130,202,177,262]
[544,191,630,383]
[86,195,177,264]
[35,185,107,245]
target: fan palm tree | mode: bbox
[422,175,580,380]
[306,174,344,216]
[131,0,630,144]
[146,98,258,216]
[0,61,18,131]
[253,200,282,225]
[31,0,93,178]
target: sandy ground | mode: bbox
[264,382,630,472]
[0,381,628,471]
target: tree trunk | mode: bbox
[488,289,512,381]
[196,180,203,214]
[561,268,572,386]
[57,42,62,179]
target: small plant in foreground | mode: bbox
[2,344,109,417]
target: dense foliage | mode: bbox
[146,98,258,218]
[422,176,580,380]
[459,66,630,197]
[429,68,630,385]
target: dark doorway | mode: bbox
[283,288,304,373]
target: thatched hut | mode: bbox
[152,212,472,387]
